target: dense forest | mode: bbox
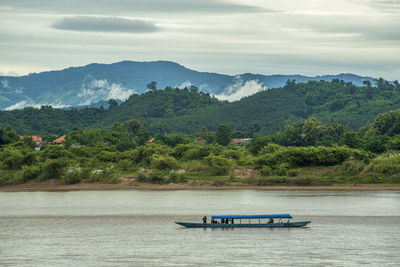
[0,79,399,136]
[1,105,400,186]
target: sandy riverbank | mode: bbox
[1,179,400,191]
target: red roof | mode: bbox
[53,135,66,144]
[147,138,155,143]
[20,136,43,143]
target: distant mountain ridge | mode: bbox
[0,60,376,110]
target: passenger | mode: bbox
[203,216,207,224]
[232,219,235,224]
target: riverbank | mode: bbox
[1,179,400,191]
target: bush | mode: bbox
[96,151,118,162]
[212,178,227,186]
[137,170,168,184]
[275,163,290,176]
[63,166,85,184]
[260,166,271,176]
[87,166,121,183]
[180,160,208,173]
[151,155,177,170]
[255,145,372,169]
[116,159,133,171]
[23,165,42,181]
[205,154,232,175]
[287,169,298,177]
[290,177,314,186]
[40,158,70,179]
[0,171,24,186]
[168,171,188,183]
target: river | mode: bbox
[1,190,399,266]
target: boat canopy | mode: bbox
[211,214,292,220]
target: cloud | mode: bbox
[52,16,160,33]
[177,81,192,89]
[78,77,135,105]
[1,0,267,14]
[215,76,267,102]
[368,0,400,12]
[4,100,70,110]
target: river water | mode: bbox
[0,190,399,266]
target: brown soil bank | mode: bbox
[1,179,400,191]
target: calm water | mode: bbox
[0,190,399,266]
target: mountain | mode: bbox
[0,60,376,110]
[1,79,399,136]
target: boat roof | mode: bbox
[211,214,293,220]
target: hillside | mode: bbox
[0,79,399,135]
[0,61,376,110]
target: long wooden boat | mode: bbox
[175,214,311,228]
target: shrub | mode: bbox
[255,145,372,169]
[287,169,298,177]
[63,166,85,184]
[96,151,118,162]
[40,158,70,179]
[0,171,24,186]
[23,165,42,181]
[275,163,290,176]
[88,166,121,183]
[181,160,208,172]
[168,171,188,183]
[205,154,232,175]
[116,159,133,171]
[290,177,314,186]
[260,166,272,176]
[137,170,168,184]
[212,178,227,186]
[151,155,178,170]
[1,149,24,169]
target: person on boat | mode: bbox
[203,216,207,224]
[231,219,234,224]
[268,218,274,223]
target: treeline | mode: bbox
[0,79,400,135]
[1,108,400,186]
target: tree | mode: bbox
[126,119,141,137]
[363,80,371,88]
[146,81,157,92]
[0,125,19,146]
[108,99,118,109]
[216,124,231,146]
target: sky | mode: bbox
[0,0,399,80]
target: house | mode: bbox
[147,138,155,143]
[196,137,206,143]
[231,138,252,146]
[19,136,43,148]
[53,135,66,144]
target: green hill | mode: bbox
[0,79,399,135]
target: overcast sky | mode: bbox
[0,0,399,79]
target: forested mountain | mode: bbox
[0,60,376,110]
[0,79,399,136]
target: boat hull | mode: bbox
[175,221,311,228]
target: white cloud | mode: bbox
[4,100,70,110]
[215,76,267,101]
[78,77,135,105]
[178,81,192,89]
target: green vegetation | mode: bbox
[1,103,400,187]
[1,79,400,136]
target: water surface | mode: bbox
[1,190,399,266]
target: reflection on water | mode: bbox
[0,190,399,266]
